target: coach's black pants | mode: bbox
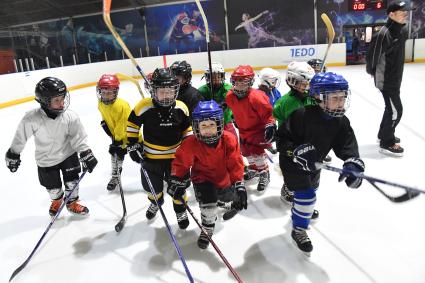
[378,88,403,147]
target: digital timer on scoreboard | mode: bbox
[349,0,386,11]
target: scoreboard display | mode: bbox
[349,0,386,11]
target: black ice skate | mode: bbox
[222,208,238,221]
[257,170,270,191]
[146,203,159,220]
[176,211,189,229]
[243,166,258,181]
[291,227,313,256]
[107,177,119,191]
[280,184,294,203]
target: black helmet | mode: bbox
[151,68,180,107]
[35,77,69,114]
[170,60,192,84]
[307,58,326,73]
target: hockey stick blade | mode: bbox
[9,171,87,282]
[316,163,424,202]
[115,218,126,232]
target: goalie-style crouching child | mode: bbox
[5,77,98,216]
[96,74,131,191]
[126,68,192,229]
[225,65,276,192]
[170,100,247,249]
[276,72,365,256]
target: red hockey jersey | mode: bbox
[225,88,275,140]
[171,131,244,189]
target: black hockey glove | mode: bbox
[232,181,247,210]
[109,141,127,157]
[167,175,189,200]
[100,120,112,137]
[5,148,21,173]
[338,157,365,189]
[292,143,318,172]
[127,143,144,163]
[80,149,98,173]
[264,123,277,143]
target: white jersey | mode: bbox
[10,108,90,167]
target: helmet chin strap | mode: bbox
[41,105,59,119]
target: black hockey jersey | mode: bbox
[276,105,359,174]
[127,98,192,160]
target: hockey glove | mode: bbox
[167,176,188,200]
[127,143,144,163]
[80,149,98,173]
[292,143,318,172]
[338,157,365,189]
[232,181,248,210]
[109,141,127,157]
[100,120,112,137]
[5,148,21,173]
[264,123,277,143]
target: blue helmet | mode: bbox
[192,100,224,144]
[309,72,350,117]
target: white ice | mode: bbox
[1,64,425,283]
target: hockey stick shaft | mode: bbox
[194,0,214,97]
[103,0,149,85]
[140,165,194,283]
[115,73,144,98]
[316,162,425,195]
[9,170,88,282]
[320,13,335,72]
[182,201,243,283]
[115,169,127,232]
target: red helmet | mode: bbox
[97,74,120,104]
[231,65,255,82]
[97,74,120,89]
[231,65,255,98]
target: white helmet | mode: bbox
[259,68,281,88]
[286,61,315,92]
[205,62,225,85]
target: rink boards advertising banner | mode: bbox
[145,0,226,55]
[227,0,315,50]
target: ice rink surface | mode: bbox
[1,63,425,283]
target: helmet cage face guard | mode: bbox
[37,92,70,114]
[152,83,180,107]
[192,116,224,144]
[286,71,311,92]
[97,86,119,105]
[205,71,225,86]
[317,89,351,117]
[231,77,254,98]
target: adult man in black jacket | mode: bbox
[366,0,414,157]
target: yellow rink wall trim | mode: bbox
[2,60,424,109]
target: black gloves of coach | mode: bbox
[338,157,365,188]
[5,148,21,173]
[127,143,144,163]
[292,143,318,172]
[80,149,98,173]
[167,176,189,200]
[264,123,277,144]
[232,181,248,210]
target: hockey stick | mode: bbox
[9,170,88,282]
[182,200,244,283]
[140,165,194,283]
[115,73,145,99]
[115,171,127,232]
[315,163,422,202]
[103,0,149,85]
[320,13,335,72]
[194,0,214,97]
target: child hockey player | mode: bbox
[198,62,237,138]
[169,100,247,249]
[272,61,316,203]
[5,77,98,216]
[307,58,327,73]
[225,65,276,191]
[276,72,364,256]
[126,68,192,229]
[170,60,202,117]
[96,74,131,191]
